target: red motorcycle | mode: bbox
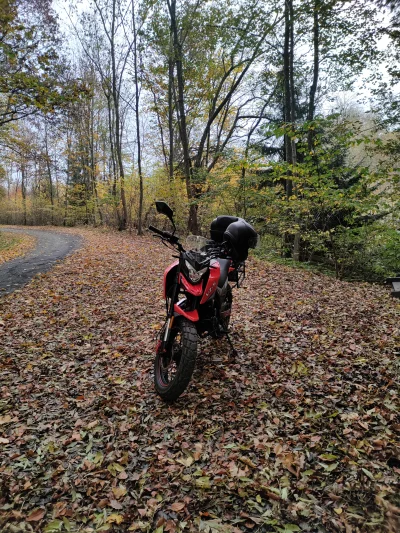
[149,201,258,401]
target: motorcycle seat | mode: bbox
[216,258,231,288]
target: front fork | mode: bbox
[158,264,181,353]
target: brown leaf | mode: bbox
[239,456,257,469]
[110,499,123,510]
[170,502,185,512]
[26,508,46,522]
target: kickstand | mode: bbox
[224,330,238,359]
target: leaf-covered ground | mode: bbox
[0,227,399,533]
[0,232,36,266]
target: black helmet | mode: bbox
[224,219,258,261]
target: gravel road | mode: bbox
[0,228,82,295]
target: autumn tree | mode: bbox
[145,0,282,233]
[0,0,84,128]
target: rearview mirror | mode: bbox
[155,201,176,232]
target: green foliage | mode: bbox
[0,0,87,126]
[0,231,19,252]
[213,115,400,280]
[328,224,400,281]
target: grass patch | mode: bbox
[0,231,36,264]
[0,232,21,251]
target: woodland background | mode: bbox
[0,0,400,280]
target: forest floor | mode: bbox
[0,227,399,533]
[0,231,36,266]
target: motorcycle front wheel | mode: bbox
[154,318,197,401]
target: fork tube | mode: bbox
[162,263,181,346]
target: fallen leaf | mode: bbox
[170,502,185,512]
[112,486,127,499]
[27,508,46,522]
[195,476,211,489]
[107,514,125,524]
[110,499,123,510]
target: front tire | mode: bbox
[154,318,197,401]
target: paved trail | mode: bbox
[0,228,82,294]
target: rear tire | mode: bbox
[154,318,197,401]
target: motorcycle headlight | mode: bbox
[185,260,208,283]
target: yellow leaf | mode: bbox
[195,476,211,489]
[112,486,127,499]
[0,415,12,425]
[107,514,124,524]
[176,455,194,467]
[113,377,126,385]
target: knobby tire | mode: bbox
[154,318,197,402]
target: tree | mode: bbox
[0,0,84,128]
[131,0,144,235]
[145,0,282,233]
[69,0,136,230]
[251,0,383,259]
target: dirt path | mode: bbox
[0,228,82,294]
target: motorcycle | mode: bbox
[149,201,258,401]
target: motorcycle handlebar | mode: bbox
[148,225,179,245]
[149,225,166,237]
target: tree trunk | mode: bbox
[132,0,144,235]
[89,92,103,225]
[307,0,320,149]
[111,0,128,230]
[44,120,54,224]
[105,91,118,204]
[151,88,169,171]
[21,165,27,226]
[168,33,174,181]
[283,0,293,198]
[64,126,71,226]
[289,0,300,261]
[167,0,198,233]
